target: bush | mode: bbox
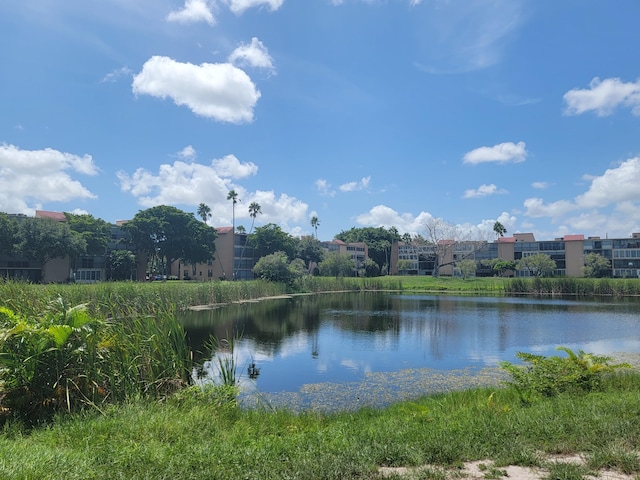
[500,346,630,403]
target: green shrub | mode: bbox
[500,346,630,403]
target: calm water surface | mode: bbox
[181,292,640,406]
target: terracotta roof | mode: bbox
[564,234,584,241]
[216,226,233,234]
[35,210,67,221]
[497,236,516,243]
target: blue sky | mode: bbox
[2,0,640,241]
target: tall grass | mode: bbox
[504,277,640,296]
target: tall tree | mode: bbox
[582,252,611,278]
[310,216,320,239]
[249,223,297,260]
[227,190,239,232]
[15,217,87,273]
[493,221,507,238]
[335,226,401,274]
[296,236,325,273]
[64,213,111,255]
[0,213,18,255]
[197,203,212,225]
[122,205,217,276]
[236,202,262,278]
[108,249,136,281]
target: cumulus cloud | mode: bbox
[228,37,275,73]
[463,141,527,165]
[176,145,197,160]
[0,144,98,214]
[575,157,640,208]
[166,0,215,25]
[532,181,550,189]
[132,56,261,123]
[339,176,371,192]
[117,155,307,229]
[523,197,576,219]
[355,205,434,235]
[563,77,640,116]
[462,183,507,199]
[223,0,284,15]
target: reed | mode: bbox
[503,277,640,296]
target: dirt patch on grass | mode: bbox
[378,454,639,480]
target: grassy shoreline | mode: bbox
[2,278,640,478]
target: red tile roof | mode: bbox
[564,234,584,241]
[35,210,67,221]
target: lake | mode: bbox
[180,292,640,410]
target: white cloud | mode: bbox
[228,37,275,73]
[117,156,307,230]
[101,66,132,83]
[523,197,576,219]
[575,157,640,208]
[132,56,261,123]
[223,0,284,15]
[315,178,335,196]
[0,144,98,214]
[532,181,550,189]
[462,183,507,199]
[563,77,640,117]
[355,205,434,235]
[177,145,197,160]
[463,141,527,165]
[339,176,370,192]
[166,0,215,25]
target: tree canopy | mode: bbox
[319,252,355,278]
[517,253,557,277]
[582,252,611,278]
[335,226,400,273]
[15,217,87,267]
[64,212,111,255]
[122,205,217,274]
[249,223,297,260]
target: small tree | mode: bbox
[582,253,611,278]
[397,259,414,275]
[109,249,136,280]
[493,221,507,238]
[252,251,293,284]
[319,252,355,278]
[517,253,556,277]
[457,259,477,279]
[310,216,320,239]
[197,203,212,224]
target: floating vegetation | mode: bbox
[240,366,509,412]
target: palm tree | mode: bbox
[236,225,246,234]
[493,221,507,239]
[197,203,211,224]
[237,202,261,280]
[227,190,239,232]
[310,216,319,239]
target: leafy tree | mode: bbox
[296,237,325,274]
[457,259,477,279]
[197,203,211,224]
[517,253,556,277]
[122,205,216,275]
[361,258,380,277]
[249,223,297,260]
[236,225,246,234]
[493,221,507,238]
[108,249,136,280]
[64,213,111,255]
[15,217,86,269]
[0,213,18,255]
[481,258,517,277]
[401,233,412,243]
[310,216,320,239]
[582,252,611,278]
[397,259,414,274]
[319,252,355,278]
[252,251,294,284]
[335,226,401,274]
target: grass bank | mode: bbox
[1,372,639,479]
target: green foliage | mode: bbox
[319,252,356,278]
[64,213,111,256]
[0,213,18,255]
[582,252,611,278]
[296,236,325,272]
[252,251,295,284]
[500,346,630,403]
[108,249,136,281]
[361,258,380,277]
[516,253,557,277]
[122,205,217,274]
[456,259,477,279]
[249,223,297,260]
[15,217,87,266]
[335,226,400,273]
